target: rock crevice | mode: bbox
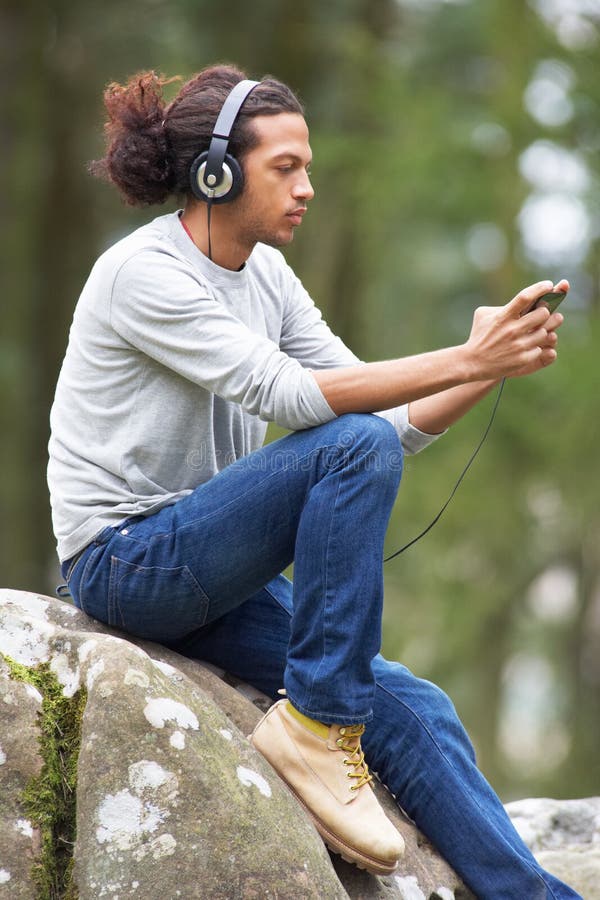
[5,658,85,898]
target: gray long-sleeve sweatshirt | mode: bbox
[48,212,440,562]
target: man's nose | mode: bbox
[293,172,314,202]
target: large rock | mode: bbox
[0,588,478,898]
[507,797,600,900]
[4,589,595,899]
[0,590,344,899]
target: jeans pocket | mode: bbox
[108,556,210,642]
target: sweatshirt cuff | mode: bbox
[301,369,338,426]
[375,404,446,455]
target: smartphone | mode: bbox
[525,290,567,315]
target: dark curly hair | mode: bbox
[89,65,304,207]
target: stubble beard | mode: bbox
[233,192,295,250]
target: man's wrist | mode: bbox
[447,343,479,385]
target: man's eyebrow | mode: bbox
[270,152,312,165]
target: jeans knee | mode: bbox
[370,660,477,768]
[335,413,403,480]
[418,678,477,763]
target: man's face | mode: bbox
[232,113,314,249]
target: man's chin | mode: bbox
[262,232,295,249]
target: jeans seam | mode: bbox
[108,556,126,628]
[304,463,343,715]
[77,545,104,615]
[65,547,86,583]
[375,678,560,897]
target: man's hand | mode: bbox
[312,278,569,422]
[510,278,568,377]
[463,279,568,381]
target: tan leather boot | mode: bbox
[249,699,404,875]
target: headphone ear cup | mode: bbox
[189,151,209,201]
[189,151,244,204]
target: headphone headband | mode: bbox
[212,79,260,138]
[202,79,260,192]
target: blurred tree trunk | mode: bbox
[1,0,109,591]
[32,5,102,588]
[1,0,179,592]
[563,528,600,794]
[1,0,57,591]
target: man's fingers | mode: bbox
[546,312,564,332]
[505,280,554,317]
[540,347,558,366]
[525,325,550,349]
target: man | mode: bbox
[48,65,579,897]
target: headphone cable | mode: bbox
[384,376,506,562]
[207,197,214,261]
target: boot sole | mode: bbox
[280,777,400,877]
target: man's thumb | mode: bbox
[506,280,554,317]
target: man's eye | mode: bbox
[277,165,293,173]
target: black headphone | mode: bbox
[189,79,260,204]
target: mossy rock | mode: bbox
[0,591,346,899]
[0,589,474,899]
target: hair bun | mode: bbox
[89,71,177,206]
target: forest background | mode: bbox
[1,0,598,803]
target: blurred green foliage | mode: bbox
[1,0,598,800]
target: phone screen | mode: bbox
[524,291,567,316]
[532,291,566,313]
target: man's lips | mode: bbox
[286,208,307,225]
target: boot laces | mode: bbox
[337,725,372,792]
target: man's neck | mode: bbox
[181,204,252,271]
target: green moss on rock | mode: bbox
[6,657,86,900]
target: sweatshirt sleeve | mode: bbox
[280,265,445,454]
[109,250,336,432]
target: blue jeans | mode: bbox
[62,414,581,899]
